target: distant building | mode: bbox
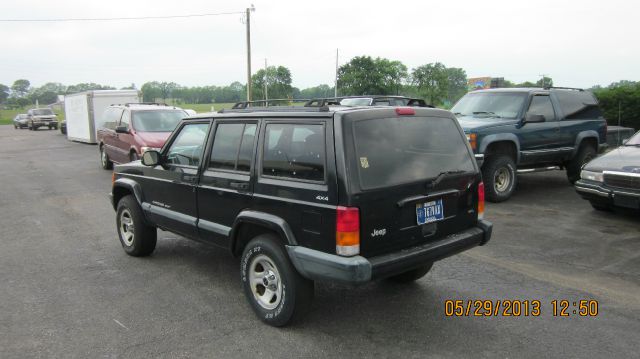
[468,77,505,90]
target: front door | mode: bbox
[197,120,259,247]
[519,94,563,164]
[143,121,211,238]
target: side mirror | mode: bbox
[141,150,161,166]
[115,125,129,134]
[524,113,546,124]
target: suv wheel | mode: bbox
[116,195,157,256]
[100,145,113,170]
[387,263,433,283]
[482,155,517,202]
[567,144,596,184]
[241,234,314,327]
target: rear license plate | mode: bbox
[416,199,444,225]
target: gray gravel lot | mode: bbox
[1,125,639,358]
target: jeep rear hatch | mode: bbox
[342,112,481,257]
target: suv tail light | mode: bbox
[336,206,360,256]
[111,172,116,186]
[395,107,415,116]
[478,182,485,220]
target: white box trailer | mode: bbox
[64,90,141,143]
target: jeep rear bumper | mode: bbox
[286,220,492,284]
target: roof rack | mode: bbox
[124,102,170,107]
[231,99,310,109]
[542,86,584,91]
[304,96,433,108]
[220,105,331,114]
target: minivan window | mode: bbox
[132,110,184,132]
[262,123,325,182]
[352,117,475,190]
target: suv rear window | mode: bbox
[352,117,475,190]
[262,123,325,182]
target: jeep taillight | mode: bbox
[336,206,360,256]
[478,182,485,220]
[111,172,116,186]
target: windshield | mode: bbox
[625,131,640,146]
[451,92,527,119]
[132,110,185,132]
[351,116,475,190]
[340,98,372,106]
[32,109,54,116]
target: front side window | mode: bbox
[262,123,325,182]
[528,95,556,121]
[209,123,257,172]
[165,123,209,167]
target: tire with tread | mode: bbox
[240,234,314,327]
[100,145,113,170]
[387,263,433,283]
[116,195,157,256]
[567,143,596,184]
[481,154,517,202]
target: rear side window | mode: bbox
[352,117,475,190]
[209,123,257,172]
[555,91,603,119]
[262,123,325,182]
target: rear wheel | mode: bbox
[387,263,433,283]
[482,155,517,202]
[567,144,596,184]
[116,195,157,256]
[100,145,113,170]
[241,234,314,327]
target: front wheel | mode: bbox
[387,263,433,283]
[100,145,113,170]
[116,195,157,256]
[241,235,314,327]
[567,144,596,184]
[482,155,517,202]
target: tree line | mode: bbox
[1,56,638,130]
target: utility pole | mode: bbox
[334,48,339,97]
[539,74,548,88]
[264,58,268,105]
[245,5,255,102]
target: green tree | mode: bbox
[141,82,162,102]
[593,81,640,130]
[0,84,9,103]
[11,79,31,98]
[337,56,407,96]
[31,82,67,104]
[411,62,449,106]
[252,65,293,100]
[536,76,553,88]
[66,83,115,94]
[445,67,468,104]
[299,84,334,99]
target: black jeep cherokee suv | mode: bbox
[109,105,492,326]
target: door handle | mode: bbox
[230,182,249,190]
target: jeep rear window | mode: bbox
[352,117,475,190]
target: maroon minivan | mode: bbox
[97,104,188,169]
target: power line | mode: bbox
[0,11,244,22]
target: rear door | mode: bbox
[342,111,480,257]
[196,119,259,247]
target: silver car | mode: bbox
[13,114,29,129]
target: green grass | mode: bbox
[0,106,65,125]
[0,103,235,125]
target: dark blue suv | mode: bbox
[452,87,607,202]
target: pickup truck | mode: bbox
[97,103,188,169]
[451,87,607,202]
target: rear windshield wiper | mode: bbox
[472,111,501,118]
[427,170,468,189]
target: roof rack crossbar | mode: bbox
[542,86,584,91]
